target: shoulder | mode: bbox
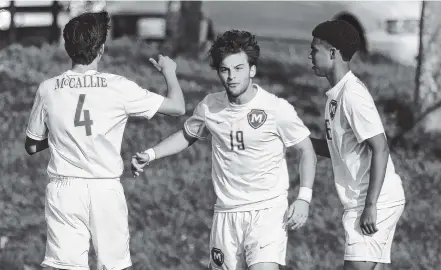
[96,72,135,85]
[342,77,375,106]
[200,91,225,107]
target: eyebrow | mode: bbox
[220,64,245,69]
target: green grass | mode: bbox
[0,37,439,270]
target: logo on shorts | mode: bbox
[211,247,224,267]
[247,109,267,129]
[329,100,338,120]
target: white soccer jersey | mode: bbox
[184,84,311,212]
[324,71,405,211]
[26,69,164,179]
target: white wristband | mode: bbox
[143,148,156,162]
[297,187,313,203]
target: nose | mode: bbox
[227,70,236,80]
[308,54,312,60]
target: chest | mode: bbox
[205,108,276,151]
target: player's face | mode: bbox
[217,51,256,98]
[309,37,333,77]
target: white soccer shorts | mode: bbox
[41,177,132,270]
[209,198,288,270]
[343,204,405,264]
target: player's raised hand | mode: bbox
[285,199,310,230]
[149,54,177,74]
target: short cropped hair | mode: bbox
[312,20,361,61]
[208,30,260,70]
[63,11,111,65]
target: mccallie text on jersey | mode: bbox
[55,75,108,90]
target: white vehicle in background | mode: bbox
[0,1,422,66]
[202,1,422,66]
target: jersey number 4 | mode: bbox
[230,130,245,150]
[74,94,94,136]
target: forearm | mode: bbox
[365,148,389,207]
[298,150,317,189]
[163,72,185,111]
[310,137,330,158]
[151,129,196,160]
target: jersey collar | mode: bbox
[65,69,98,76]
[325,70,354,97]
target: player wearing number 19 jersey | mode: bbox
[131,30,317,270]
[25,11,185,270]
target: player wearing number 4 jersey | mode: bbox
[309,20,405,270]
[132,30,317,270]
[25,11,185,270]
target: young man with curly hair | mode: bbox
[132,30,317,270]
[25,11,185,270]
[309,20,406,270]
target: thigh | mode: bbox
[210,212,246,270]
[245,200,288,269]
[344,260,377,270]
[89,180,132,270]
[42,180,91,270]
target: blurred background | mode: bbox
[0,1,440,270]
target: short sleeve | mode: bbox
[123,78,164,119]
[342,85,385,143]
[26,86,48,140]
[276,99,311,147]
[184,98,210,140]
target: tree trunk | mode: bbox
[161,1,203,58]
[415,1,441,131]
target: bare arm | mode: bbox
[25,136,48,155]
[149,56,185,116]
[292,137,317,190]
[364,133,389,207]
[310,137,330,158]
[152,129,198,160]
[156,71,186,116]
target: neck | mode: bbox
[71,60,98,73]
[228,82,257,105]
[326,62,350,87]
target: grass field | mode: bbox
[0,37,440,270]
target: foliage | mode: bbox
[0,37,439,270]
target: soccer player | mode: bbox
[308,20,406,270]
[131,30,317,270]
[24,11,185,270]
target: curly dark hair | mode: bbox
[312,20,361,61]
[63,11,111,65]
[208,30,260,70]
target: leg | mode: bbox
[209,211,246,270]
[343,261,377,270]
[249,262,280,270]
[42,179,91,270]
[89,180,132,270]
[374,263,385,270]
[245,198,288,270]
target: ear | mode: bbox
[330,48,336,60]
[99,44,105,56]
[250,65,256,78]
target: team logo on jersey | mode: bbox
[329,100,338,120]
[247,109,267,129]
[211,247,224,267]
